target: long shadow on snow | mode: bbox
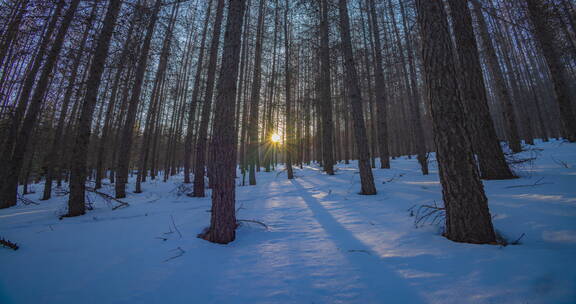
[291,179,425,303]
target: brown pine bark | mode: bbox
[200,0,247,244]
[67,0,123,217]
[337,0,376,195]
[416,0,496,244]
[448,0,515,180]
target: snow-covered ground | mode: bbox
[1,140,575,304]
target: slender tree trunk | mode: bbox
[247,0,266,186]
[284,0,294,179]
[184,0,213,184]
[192,0,225,197]
[448,0,515,180]
[471,0,521,153]
[318,0,335,175]
[367,0,391,169]
[337,0,376,195]
[67,0,123,217]
[115,0,162,199]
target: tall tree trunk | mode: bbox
[200,0,247,244]
[448,0,515,180]
[184,0,213,184]
[471,0,522,153]
[367,0,391,169]
[42,2,98,200]
[192,0,225,197]
[284,0,294,179]
[247,0,266,186]
[115,0,162,199]
[337,0,376,195]
[318,0,335,175]
[416,0,496,244]
[67,0,123,217]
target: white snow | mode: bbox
[1,140,575,303]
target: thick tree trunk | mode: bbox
[416,0,496,244]
[200,0,247,244]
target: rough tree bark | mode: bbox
[416,0,496,244]
[199,0,247,244]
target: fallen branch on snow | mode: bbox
[85,187,129,210]
[164,247,185,262]
[237,219,269,230]
[0,238,19,250]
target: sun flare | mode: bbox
[271,133,281,143]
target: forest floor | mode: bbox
[1,140,575,304]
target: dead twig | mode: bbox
[170,215,182,239]
[17,194,39,205]
[411,201,445,228]
[505,177,552,189]
[237,219,269,230]
[551,156,570,168]
[86,187,130,210]
[348,249,371,255]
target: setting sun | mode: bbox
[271,133,281,143]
